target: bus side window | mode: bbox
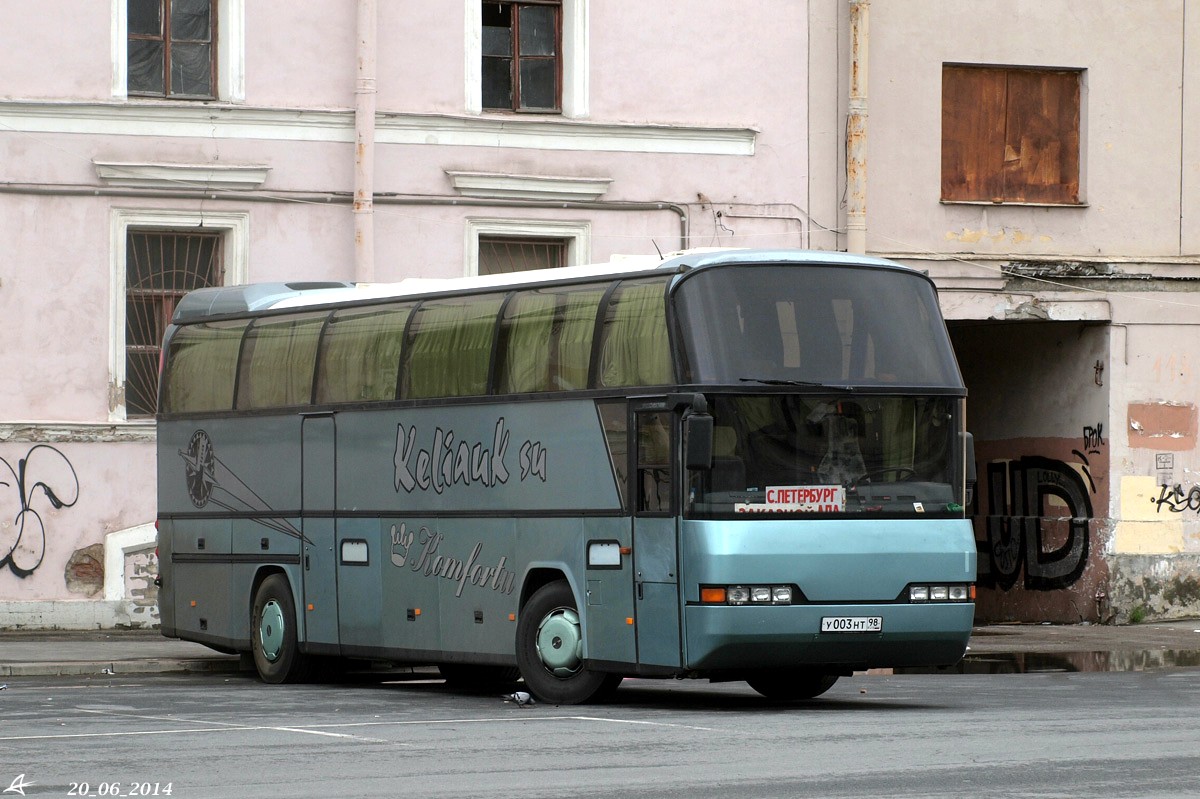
[598,279,671,388]
[596,401,628,511]
[636,411,672,513]
[316,304,411,403]
[499,286,606,394]
[161,319,249,413]
[499,291,555,393]
[236,312,327,410]
[402,294,505,399]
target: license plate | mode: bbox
[821,616,883,633]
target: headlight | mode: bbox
[908,583,974,603]
[701,585,796,605]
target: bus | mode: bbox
[155,248,977,704]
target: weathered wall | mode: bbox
[0,437,157,626]
[1106,300,1200,621]
[951,321,1111,622]
[847,0,1200,622]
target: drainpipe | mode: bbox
[353,0,378,282]
[846,0,869,254]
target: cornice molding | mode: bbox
[94,160,270,189]
[446,171,612,201]
[1,101,757,156]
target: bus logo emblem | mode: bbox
[182,429,217,508]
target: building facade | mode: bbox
[1,0,1197,628]
[845,0,1200,622]
[0,0,814,627]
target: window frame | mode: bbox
[478,235,568,275]
[467,0,587,117]
[465,218,590,276]
[113,0,245,102]
[940,63,1084,206]
[123,228,224,417]
[481,0,562,113]
[109,209,249,422]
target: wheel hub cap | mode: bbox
[259,599,285,662]
[535,608,582,677]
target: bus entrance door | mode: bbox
[632,406,682,669]
[301,413,340,652]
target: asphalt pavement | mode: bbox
[3,620,1199,678]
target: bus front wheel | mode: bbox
[251,574,309,684]
[516,580,621,705]
[745,670,839,700]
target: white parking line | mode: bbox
[0,713,714,743]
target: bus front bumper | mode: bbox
[683,602,973,672]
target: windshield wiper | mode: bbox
[738,377,856,391]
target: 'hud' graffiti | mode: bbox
[980,456,1093,591]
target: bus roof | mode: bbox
[170,248,918,324]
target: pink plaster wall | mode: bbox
[0,2,113,101]
[0,441,155,602]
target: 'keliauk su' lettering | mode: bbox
[394,418,511,494]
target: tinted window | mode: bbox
[402,294,506,399]
[598,279,671,388]
[316,304,412,404]
[673,265,962,388]
[498,285,604,393]
[161,319,248,413]
[237,313,327,409]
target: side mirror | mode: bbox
[684,413,714,470]
[961,431,976,506]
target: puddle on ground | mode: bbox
[895,649,1200,674]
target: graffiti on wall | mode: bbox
[0,446,79,577]
[1152,483,1200,514]
[978,429,1100,592]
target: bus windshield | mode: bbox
[673,264,963,388]
[689,393,960,518]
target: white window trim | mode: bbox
[466,218,592,277]
[109,209,249,422]
[104,523,157,601]
[112,0,246,102]
[465,0,589,118]
[2,101,754,155]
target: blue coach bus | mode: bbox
[156,248,976,704]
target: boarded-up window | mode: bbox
[942,65,1081,204]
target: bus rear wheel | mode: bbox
[251,574,309,684]
[745,671,839,700]
[516,580,622,705]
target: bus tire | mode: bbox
[516,580,622,705]
[745,671,839,700]
[251,574,309,684]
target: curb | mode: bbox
[1,658,243,678]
